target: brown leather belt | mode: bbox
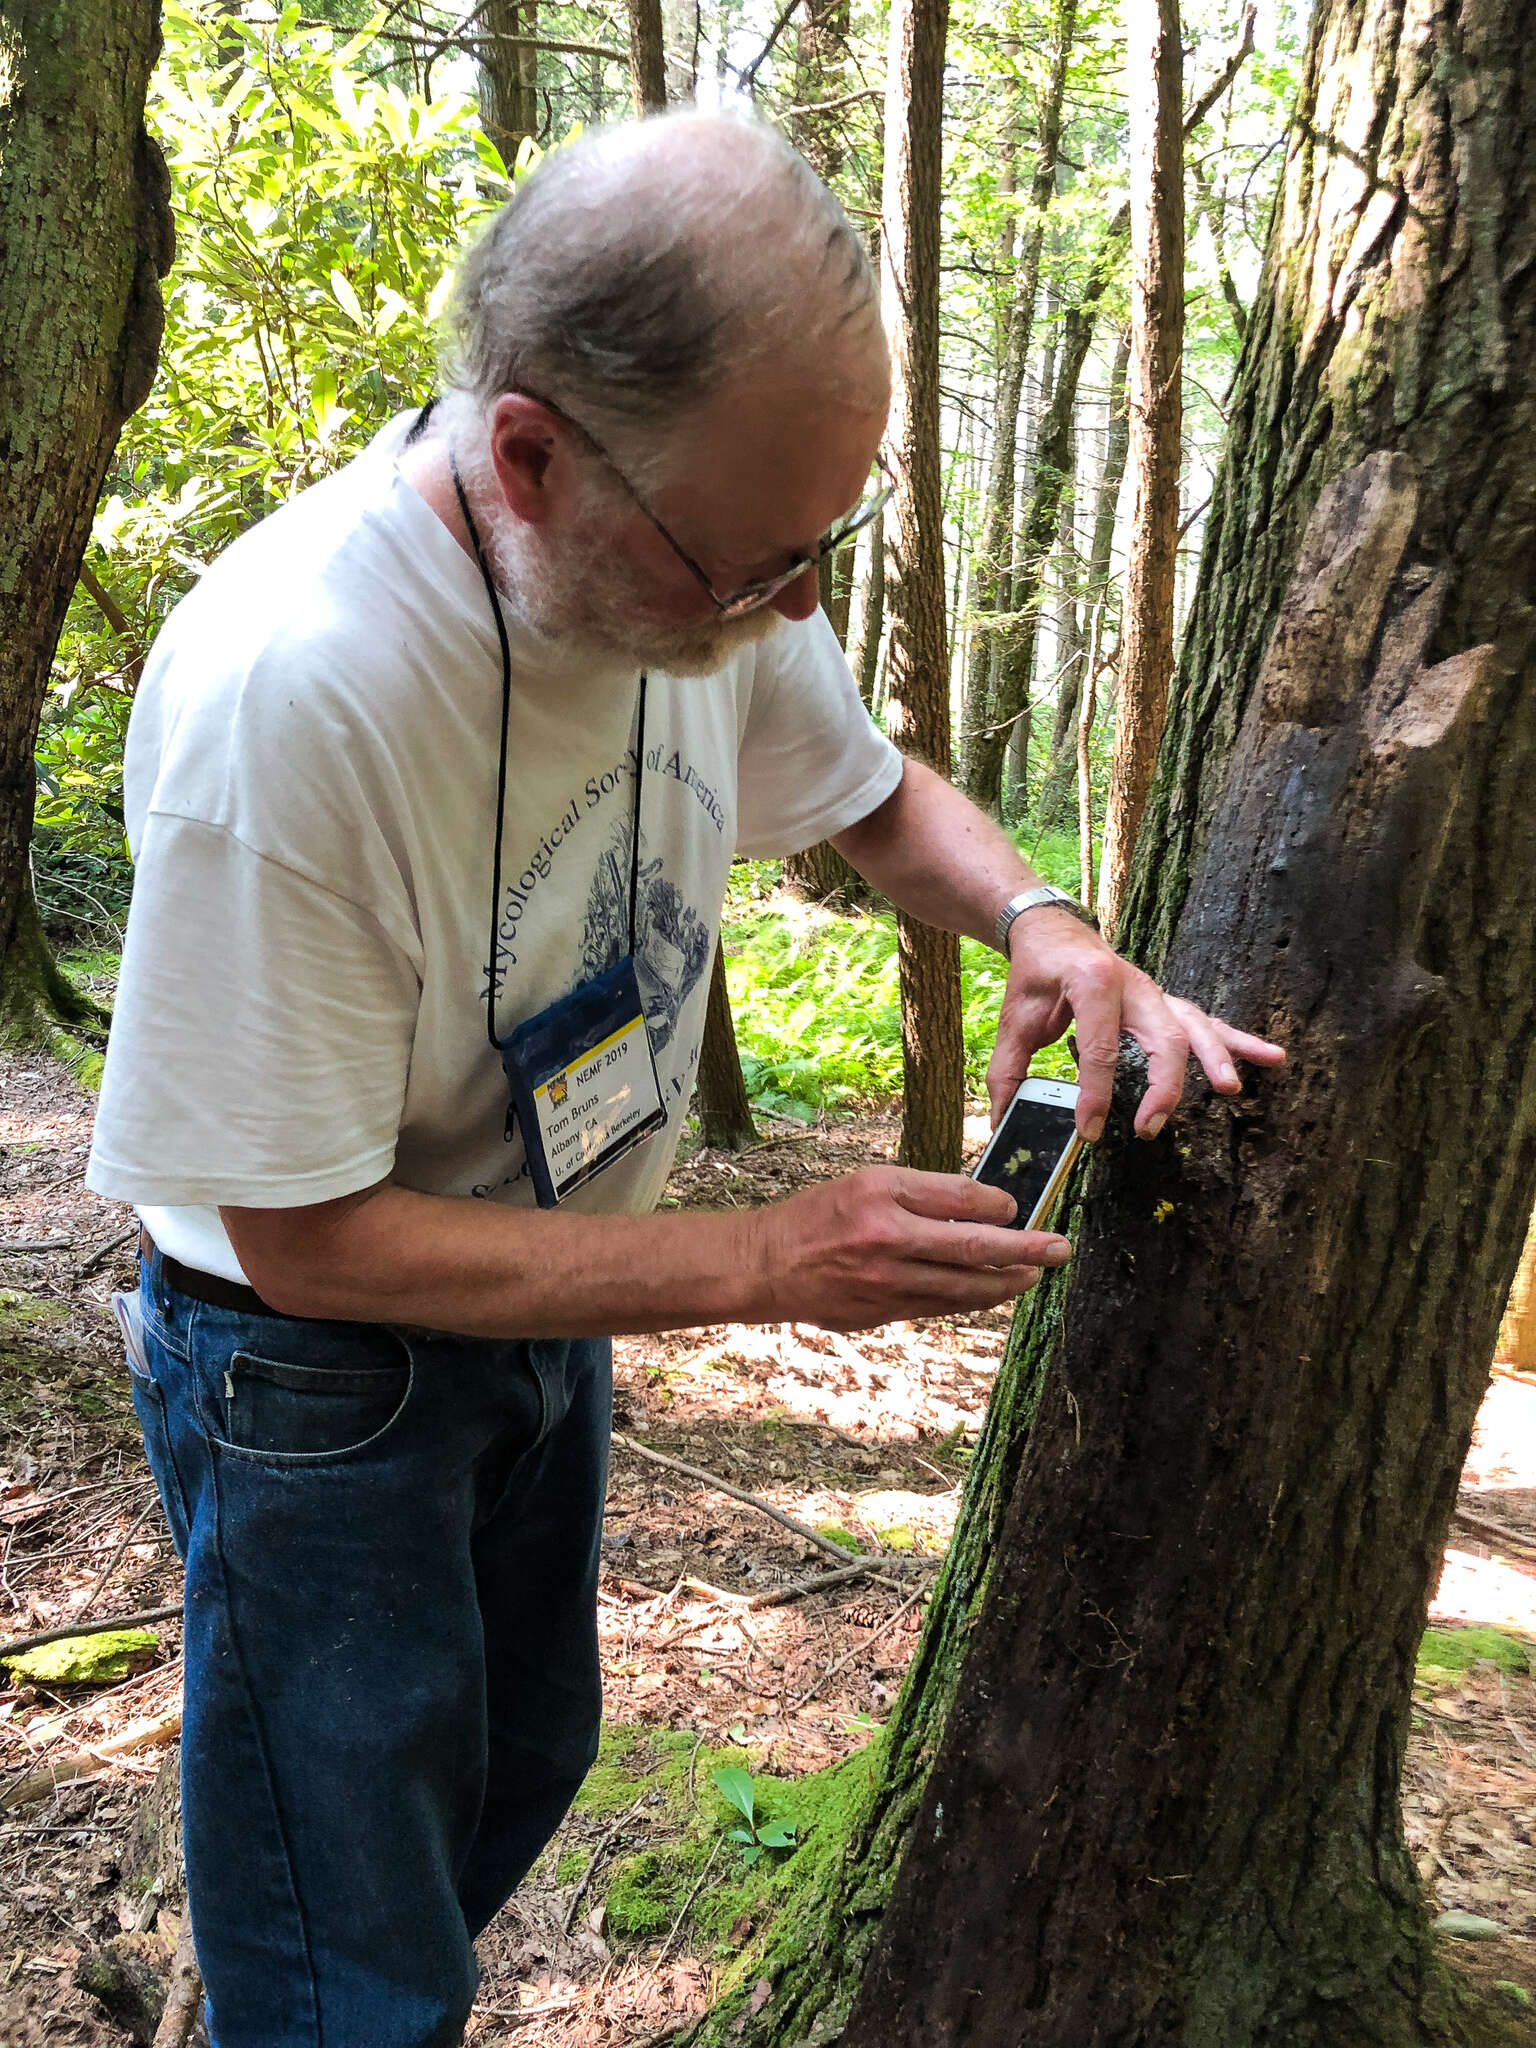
[139,1227,282,1319]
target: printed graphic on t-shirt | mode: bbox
[579,830,711,1056]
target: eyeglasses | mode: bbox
[514,386,893,620]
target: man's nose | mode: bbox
[769,562,821,623]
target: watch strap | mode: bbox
[994,884,1096,953]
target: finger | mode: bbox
[896,1261,1044,1315]
[987,996,1071,1126]
[1214,1020,1287,1066]
[900,1215,1073,1273]
[891,1169,1018,1226]
[1064,963,1124,1141]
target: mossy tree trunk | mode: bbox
[0,0,172,1057]
[693,2,1536,2042]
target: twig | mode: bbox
[73,1495,163,1624]
[1183,0,1257,132]
[610,1432,917,1585]
[151,1910,203,2048]
[736,0,801,92]
[73,1222,138,1280]
[2,1706,183,1810]
[0,1601,182,1662]
[750,1556,935,1610]
[562,1794,648,1934]
[793,1586,927,1708]
[0,1239,75,1255]
[656,1834,724,1965]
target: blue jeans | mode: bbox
[129,1247,611,2048]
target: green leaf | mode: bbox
[712,1764,756,1825]
[6,1629,160,1685]
[329,268,366,327]
[757,1818,797,1849]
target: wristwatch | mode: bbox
[994,884,1097,954]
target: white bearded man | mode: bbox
[88,111,1283,2048]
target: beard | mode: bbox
[479,487,781,677]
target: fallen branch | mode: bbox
[750,1555,935,1609]
[0,1602,182,1663]
[610,1432,920,1585]
[0,1238,75,1254]
[1452,1503,1536,1569]
[2,1706,183,1810]
[151,1911,203,2048]
[74,1221,138,1281]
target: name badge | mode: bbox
[500,956,667,1207]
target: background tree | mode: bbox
[879,0,964,1175]
[1098,0,1185,934]
[692,0,1536,2037]
[0,0,172,1063]
[480,0,542,167]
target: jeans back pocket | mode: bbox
[224,1343,411,1461]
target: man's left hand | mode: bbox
[990,907,1287,1141]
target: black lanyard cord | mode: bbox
[448,450,647,1050]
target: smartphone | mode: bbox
[971,1077,1083,1231]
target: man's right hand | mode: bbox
[751,1166,1072,1334]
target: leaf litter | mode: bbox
[0,1057,1531,2040]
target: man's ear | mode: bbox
[487,393,563,525]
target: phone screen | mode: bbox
[973,1091,1079,1229]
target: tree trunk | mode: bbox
[479,0,540,168]
[1098,0,1184,938]
[692,940,757,1152]
[625,0,669,113]
[696,2,1536,2041]
[0,0,172,1057]
[957,1,1076,808]
[851,515,885,712]
[880,0,962,1176]
[1499,1208,1536,1371]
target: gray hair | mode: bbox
[439,111,884,481]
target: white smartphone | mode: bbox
[971,1077,1083,1232]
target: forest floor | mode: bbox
[1,1052,1534,2046]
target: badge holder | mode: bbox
[452,450,668,1209]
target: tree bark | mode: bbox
[695,2,1536,2042]
[692,940,757,1152]
[880,0,962,1176]
[1098,0,1184,937]
[957,1,1076,808]
[625,0,669,114]
[479,0,541,167]
[0,0,172,1053]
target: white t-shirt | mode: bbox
[86,414,902,1282]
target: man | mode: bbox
[88,112,1281,2047]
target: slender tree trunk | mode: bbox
[880,0,962,1175]
[1099,0,1184,937]
[1499,1208,1536,1371]
[964,11,1256,824]
[0,0,172,1060]
[694,2,1536,2041]
[958,1,1076,806]
[692,940,757,1151]
[780,0,868,910]
[626,0,668,113]
[852,515,885,710]
[479,0,541,166]
[1037,323,1130,830]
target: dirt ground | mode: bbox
[1,1052,1534,2045]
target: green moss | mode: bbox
[869,1523,915,1552]
[555,1849,587,1886]
[591,1732,886,1968]
[814,1523,860,1553]
[1417,1626,1531,1678]
[6,1627,159,1684]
